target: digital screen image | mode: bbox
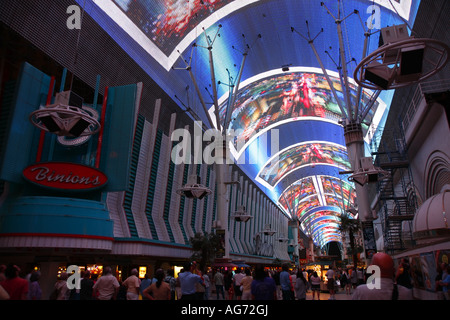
[257,142,351,189]
[294,195,321,219]
[325,195,357,211]
[112,0,234,55]
[278,177,316,212]
[310,219,341,234]
[219,71,379,153]
[299,210,344,246]
[321,175,356,204]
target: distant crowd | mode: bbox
[1,253,449,300]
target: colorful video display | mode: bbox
[300,210,343,245]
[278,177,316,212]
[258,142,351,188]
[112,0,234,55]
[321,176,355,199]
[219,71,378,150]
[295,195,321,219]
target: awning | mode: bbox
[213,258,238,268]
[236,263,251,268]
[232,260,251,268]
[212,262,238,268]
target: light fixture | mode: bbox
[29,91,100,138]
[277,234,289,243]
[176,175,212,199]
[231,205,252,222]
[354,25,450,90]
[263,224,276,236]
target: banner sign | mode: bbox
[23,162,108,191]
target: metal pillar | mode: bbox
[344,122,377,261]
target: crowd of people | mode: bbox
[1,253,449,300]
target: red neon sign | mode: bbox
[23,162,108,191]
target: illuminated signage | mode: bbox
[23,162,108,191]
[139,267,147,279]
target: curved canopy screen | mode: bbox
[85,0,422,249]
[257,142,351,190]
[218,70,379,156]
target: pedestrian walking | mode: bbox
[214,269,225,300]
[164,269,177,300]
[439,265,450,300]
[280,264,294,300]
[240,269,253,300]
[350,267,358,290]
[92,266,120,300]
[140,273,153,300]
[54,272,70,300]
[177,261,203,300]
[0,264,28,300]
[294,270,307,300]
[326,268,336,300]
[80,270,94,300]
[122,268,141,300]
[310,271,321,300]
[232,268,246,300]
[202,270,211,300]
[251,266,277,300]
[27,271,42,300]
[352,252,413,300]
[341,269,351,295]
[143,269,171,300]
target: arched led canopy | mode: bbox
[305,211,345,248]
[256,141,352,190]
[217,69,383,158]
[85,0,422,250]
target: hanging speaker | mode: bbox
[38,115,61,133]
[69,118,91,137]
[364,62,395,90]
[400,45,425,75]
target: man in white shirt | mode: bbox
[352,253,413,300]
[93,267,120,300]
[325,268,336,300]
[232,268,246,300]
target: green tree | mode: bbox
[189,232,222,271]
[339,214,361,270]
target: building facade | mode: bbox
[0,0,292,299]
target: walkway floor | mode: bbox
[207,289,354,301]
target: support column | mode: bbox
[215,156,230,259]
[309,238,315,262]
[39,261,60,300]
[344,122,377,262]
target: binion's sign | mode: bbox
[23,162,108,191]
